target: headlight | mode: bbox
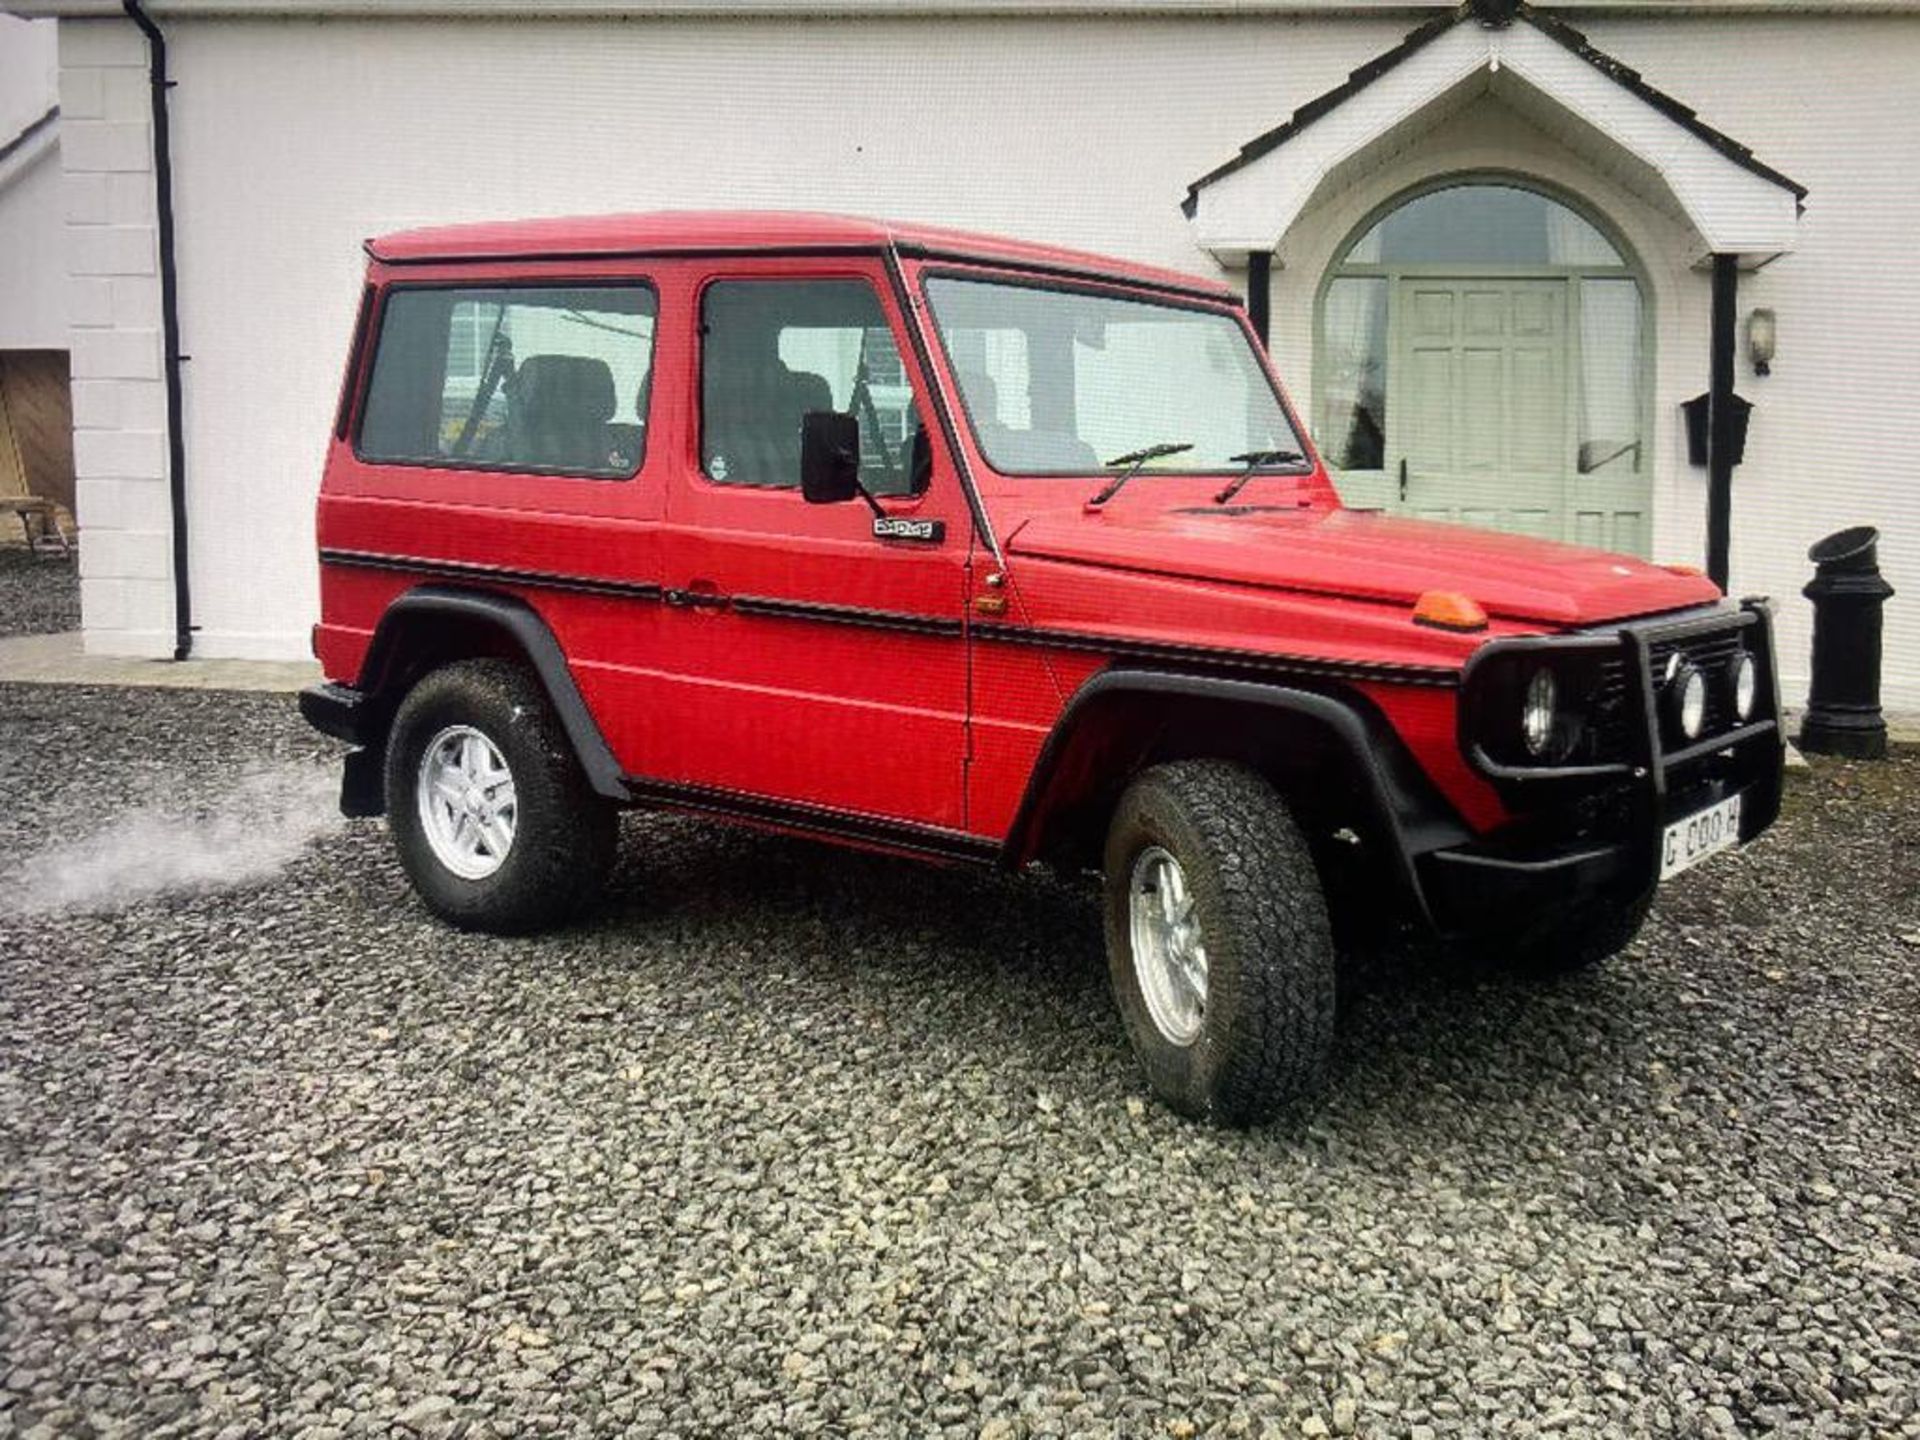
[1521,668,1557,756]
[1732,651,1758,721]
[1672,662,1707,740]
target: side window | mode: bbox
[358,283,656,477]
[701,279,926,497]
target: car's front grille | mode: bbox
[1589,655,1634,758]
[1462,604,1777,801]
[1576,621,1755,764]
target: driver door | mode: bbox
[652,261,976,835]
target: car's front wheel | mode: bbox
[385,659,618,933]
[1103,760,1337,1125]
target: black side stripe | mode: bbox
[622,774,997,863]
[730,594,964,638]
[320,548,663,602]
[319,549,1458,687]
[971,622,1458,689]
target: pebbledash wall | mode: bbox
[29,3,1920,707]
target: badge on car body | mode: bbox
[874,517,944,543]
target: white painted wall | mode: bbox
[0,13,57,142]
[0,142,68,351]
[1580,14,1920,709]
[51,8,1920,713]
[0,14,65,351]
[79,13,1407,659]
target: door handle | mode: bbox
[665,580,726,610]
[1398,457,1408,503]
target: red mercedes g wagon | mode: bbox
[302,212,1783,1124]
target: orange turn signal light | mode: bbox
[1412,590,1488,632]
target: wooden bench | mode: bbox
[3,496,71,557]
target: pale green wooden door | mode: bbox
[1392,278,1567,541]
[1372,275,1651,555]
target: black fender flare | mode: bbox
[999,669,1470,924]
[356,584,630,804]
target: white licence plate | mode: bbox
[1660,792,1744,881]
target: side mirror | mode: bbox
[801,410,860,504]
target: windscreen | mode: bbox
[922,276,1304,475]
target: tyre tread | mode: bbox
[385,659,617,934]
[1105,759,1337,1125]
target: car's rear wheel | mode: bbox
[385,659,617,933]
[1103,760,1337,1125]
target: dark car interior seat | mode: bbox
[600,369,651,473]
[705,328,836,486]
[502,354,619,472]
[957,368,1100,473]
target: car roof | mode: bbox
[365,211,1239,304]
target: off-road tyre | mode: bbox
[1103,760,1337,1126]
[1477,890,1655,978]
[385,659,618,934]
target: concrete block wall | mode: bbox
[57,18,173,658]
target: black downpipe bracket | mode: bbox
[1706,252,1737,592]
[1247,250,1272,348]
[123,0,192,660]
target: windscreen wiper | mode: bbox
[1087,441,1194,508]
[1213,449,1309,505]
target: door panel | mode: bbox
[1392,277,1571,541]
[655,260,973,832]
[1373,274,1654,555]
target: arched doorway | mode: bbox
[1315,177,1653,555]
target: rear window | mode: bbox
[357,283,657,478]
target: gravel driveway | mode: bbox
[0,547,80,637]
[2,682,1916,1439]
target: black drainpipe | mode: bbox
[1247,250,1272,348]
[123,0,192,660]
[1705,252,1738,592]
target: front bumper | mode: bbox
[1417,600,1785,932]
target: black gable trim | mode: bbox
[1182,2,1807,221]
[1180,6,1465,220]
[1524,9,1808,206]
[0,106,59,170]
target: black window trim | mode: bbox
[333,282,376,442]
[694,270,931,498]
[917,264,1317,483]
[350,275,662,483]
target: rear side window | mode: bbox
[357,283,657,478]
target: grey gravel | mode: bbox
[0,547,79,637]
[2,681,1916,1438]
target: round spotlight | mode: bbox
[1732,651,1758,721]
[1522,668,1557,757]
[1673,663,1708,740]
